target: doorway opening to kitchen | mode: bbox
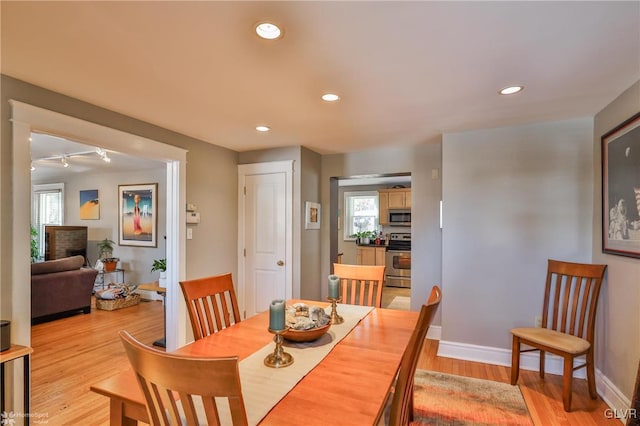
[329,173,411,310]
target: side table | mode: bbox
[137,282,166,348]
[94,268,125,291]
[0,345,33,425]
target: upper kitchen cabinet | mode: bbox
[379,191,389,225]
[379,188,411,210]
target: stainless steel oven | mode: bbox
[385,233,411,288]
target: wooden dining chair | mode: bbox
[510,259,607,411]
[332,263,386,307]
[388,285,442,426]
[179,273,241,340]
[119,330,248,426]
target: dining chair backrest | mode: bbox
[119,330,248,426]
[388,285,442,426]
[179,273,241,340]
[540,259,606,341]
[332,263,386,307]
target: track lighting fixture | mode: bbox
[31,146,114,170]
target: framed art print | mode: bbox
[602,112,640,258]
[79,189,99,220]
[305,201,321,230]
[118,183,157,247]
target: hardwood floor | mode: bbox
[31,297,164,426]
[31,298,618,425]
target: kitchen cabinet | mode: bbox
[356,246,386,266]
[379,192,389,225]
[378,188,411,224]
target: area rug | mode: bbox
[412,370,533,426]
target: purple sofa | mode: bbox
[31,255,98,323]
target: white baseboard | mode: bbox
[437,340,586,378]
[597,369,632,424]
[426,325,441,341]
[436,340,632,422]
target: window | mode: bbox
[32,183,64,259]
[343,191,379,240]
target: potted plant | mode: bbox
[97,237,119,272]
[30,225,39,263]
[351,230,377,245]
[151,258,167,286]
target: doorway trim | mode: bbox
[10,100,187,350]
[237,161,293,317]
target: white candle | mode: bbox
[328,275,340,299]
[269,299,286,331]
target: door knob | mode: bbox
[277,260,284,266]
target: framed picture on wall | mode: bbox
[305,201,321,230]
[79,189,99,220]
[602,112,640,258]
[118,183,158,247]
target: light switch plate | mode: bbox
[187,228,193,240]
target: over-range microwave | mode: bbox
[389,210,411,226]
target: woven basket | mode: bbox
[96,293,141,311]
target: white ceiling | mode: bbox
[2,2,639,157]
[30,133,165,181]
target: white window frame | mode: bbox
[343,191,379,241]
[32,183,64,259]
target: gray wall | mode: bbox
[592,80,640,399]
[300,147,322,299]
[321,142,443,314]
[441,118,594,349]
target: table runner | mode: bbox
[214,303,374,425]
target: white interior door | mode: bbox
[238,161,293,318]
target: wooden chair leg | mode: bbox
[539,350,546,379]
[586,350,597,399]
[510,336,521,385]
[562,356,573,411]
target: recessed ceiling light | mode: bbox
[256,125,270,132]
[499,85,524,95]
[255,22,282,40]
[322,93,340,102]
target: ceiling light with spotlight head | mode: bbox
[61,157,69,168]
[499,85,524,95]
[255,22,282,40]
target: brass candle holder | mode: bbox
[264,328,294,368]
[327,297,344,325]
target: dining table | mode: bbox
[90,299,419,425]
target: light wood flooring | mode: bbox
[381,286,411,310]
[30,297,619,425]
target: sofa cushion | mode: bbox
[31,255,85,275]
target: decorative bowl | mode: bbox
[282,322,331,342]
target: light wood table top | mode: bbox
[136,281,166,293]
[0,344,33,363]
[91,300,418,425]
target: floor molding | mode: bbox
[426,325,441,341]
